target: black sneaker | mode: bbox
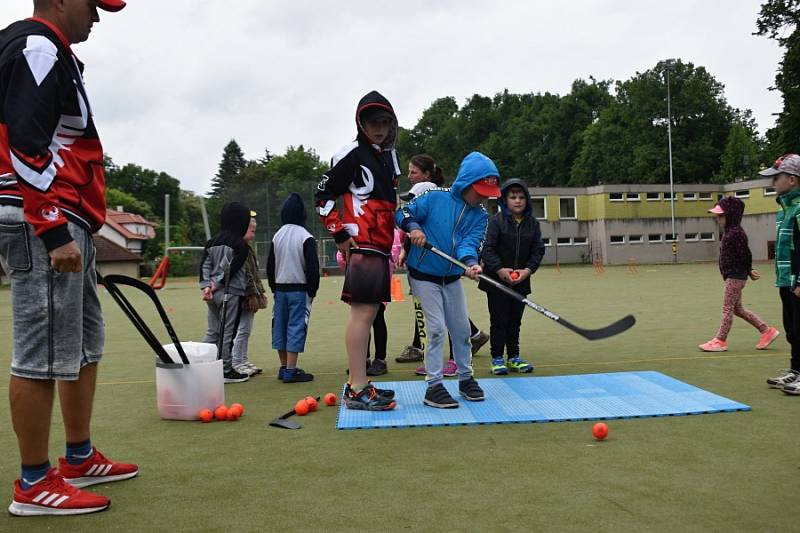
[282,368,314,383]
[458,377,485,401]
[345,359,371,376]
[343,384,396,411]
[424,383,459,409]
[470,331,490,355]
[223,369,249,383]
[367,359,388,376]
[368,381,395,399]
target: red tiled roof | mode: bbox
[104,210,157,240]
[93,236,144,263]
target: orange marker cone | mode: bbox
[390,276,405,302]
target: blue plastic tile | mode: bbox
[335,371,751,430]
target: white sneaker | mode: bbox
[233,364,256,377]
[245,362,263,375]
[767,369,799,389]
[783,380,800,395]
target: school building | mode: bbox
[525,178,778,265]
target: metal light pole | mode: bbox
[665,61,677,263]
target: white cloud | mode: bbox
[1,0,782,193]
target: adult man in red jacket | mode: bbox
[0,0,137,517]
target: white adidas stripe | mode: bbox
[52,495,69,507]
[32,491,49,503]
[41,493,60,505]
[101,465,112,475]
[85,465,98,475]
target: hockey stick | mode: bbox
[98,273,189,364]
[422,243,635,340]
[217,264,231,362]
[268,396,320,430]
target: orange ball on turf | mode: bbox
[214,405,228,421]
[592,422,609,440]
[227,409,240,421]
[295,400,309,416]
[304,396,318,411]
[230,403,245,416]
[198,409,213,423]
[324,393,337,406]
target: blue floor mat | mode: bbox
[335,371,751,430]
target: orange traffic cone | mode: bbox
[390,276,405,302]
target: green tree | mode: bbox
[208,139,247,198]
[105,187,156,219]
[714,122,762,183]
[756,0,800,153]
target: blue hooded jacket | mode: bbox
[396,152,496,277]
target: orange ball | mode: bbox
[324,393,337,406]
[198,409,213,423]
[294,399,309,416]
[214,405,228,421]
[592,422,609,440]
[510,271,520,280]
[304,396,318,411]
[226,408,240,421]
[230,403,245,416]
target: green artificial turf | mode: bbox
[0,262,795,532]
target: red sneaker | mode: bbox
[8,468,109,516]
[58,447,138,488]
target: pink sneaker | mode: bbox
[698,338,728,352]
[443,359,458,377]
[756,327,780,350]
[414,364,426,376]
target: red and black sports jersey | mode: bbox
[315,91,400,254]
[0,18,107,251]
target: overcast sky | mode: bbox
[1,1,784,194]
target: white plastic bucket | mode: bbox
[155,342,224,420]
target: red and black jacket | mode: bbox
[0,18,106,251]
[315,90,400,254]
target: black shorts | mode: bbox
[341,249,390,304]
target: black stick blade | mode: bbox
[567,314,636,340]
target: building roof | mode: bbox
[105,210,157,241]
[93,235,144,263]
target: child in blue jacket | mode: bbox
[396,151,501,408]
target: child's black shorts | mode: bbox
[341,249,391,304]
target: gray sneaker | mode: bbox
[767,369,800,389]
[470,331,489,355]
[783,379,800,395]
[395,345,424,363]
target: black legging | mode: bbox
[412,317,479,359]
[368,305,388,361]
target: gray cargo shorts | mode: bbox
[0,205,104,380]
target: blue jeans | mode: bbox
[271,291,311,353]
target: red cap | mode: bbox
[708,204,725,215]
[471,176,501,198]
[97,0,126,12]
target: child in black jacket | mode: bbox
[480,179,545,374]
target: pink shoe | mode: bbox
[443,359,458,377]
[414,364,426,376]
[698,338,728,352]
[756,327,780,350]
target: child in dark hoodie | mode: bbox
[699,196,779,352]
[200,201,252,383]
[314,90,401,410]
[480,178,545,374]
[267,193,320,383]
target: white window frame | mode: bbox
[542,237,552,247]
[698,192,713,201]
[625,193,640,202]
[628,235,643,244]
[556,237,573,247]
[734,190,750,199]
[572,236,588,245]
[764,187,776,196]
[558,196,577,220]
[665,233,678,242]
[531,196,547,220]
[646,192,661,201]
[648,234,663,243]
[663,192,674,201]
[684,233,699,242]
[610,235,625,245]
[683,192,697,201]
[609,192,624,202]
[700,232,716,241]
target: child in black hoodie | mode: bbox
[200,201,252,383]
[480,179,545,374]
[267,193,320,383]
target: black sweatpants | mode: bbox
[487,289,526,360]
[779,287,800,371]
